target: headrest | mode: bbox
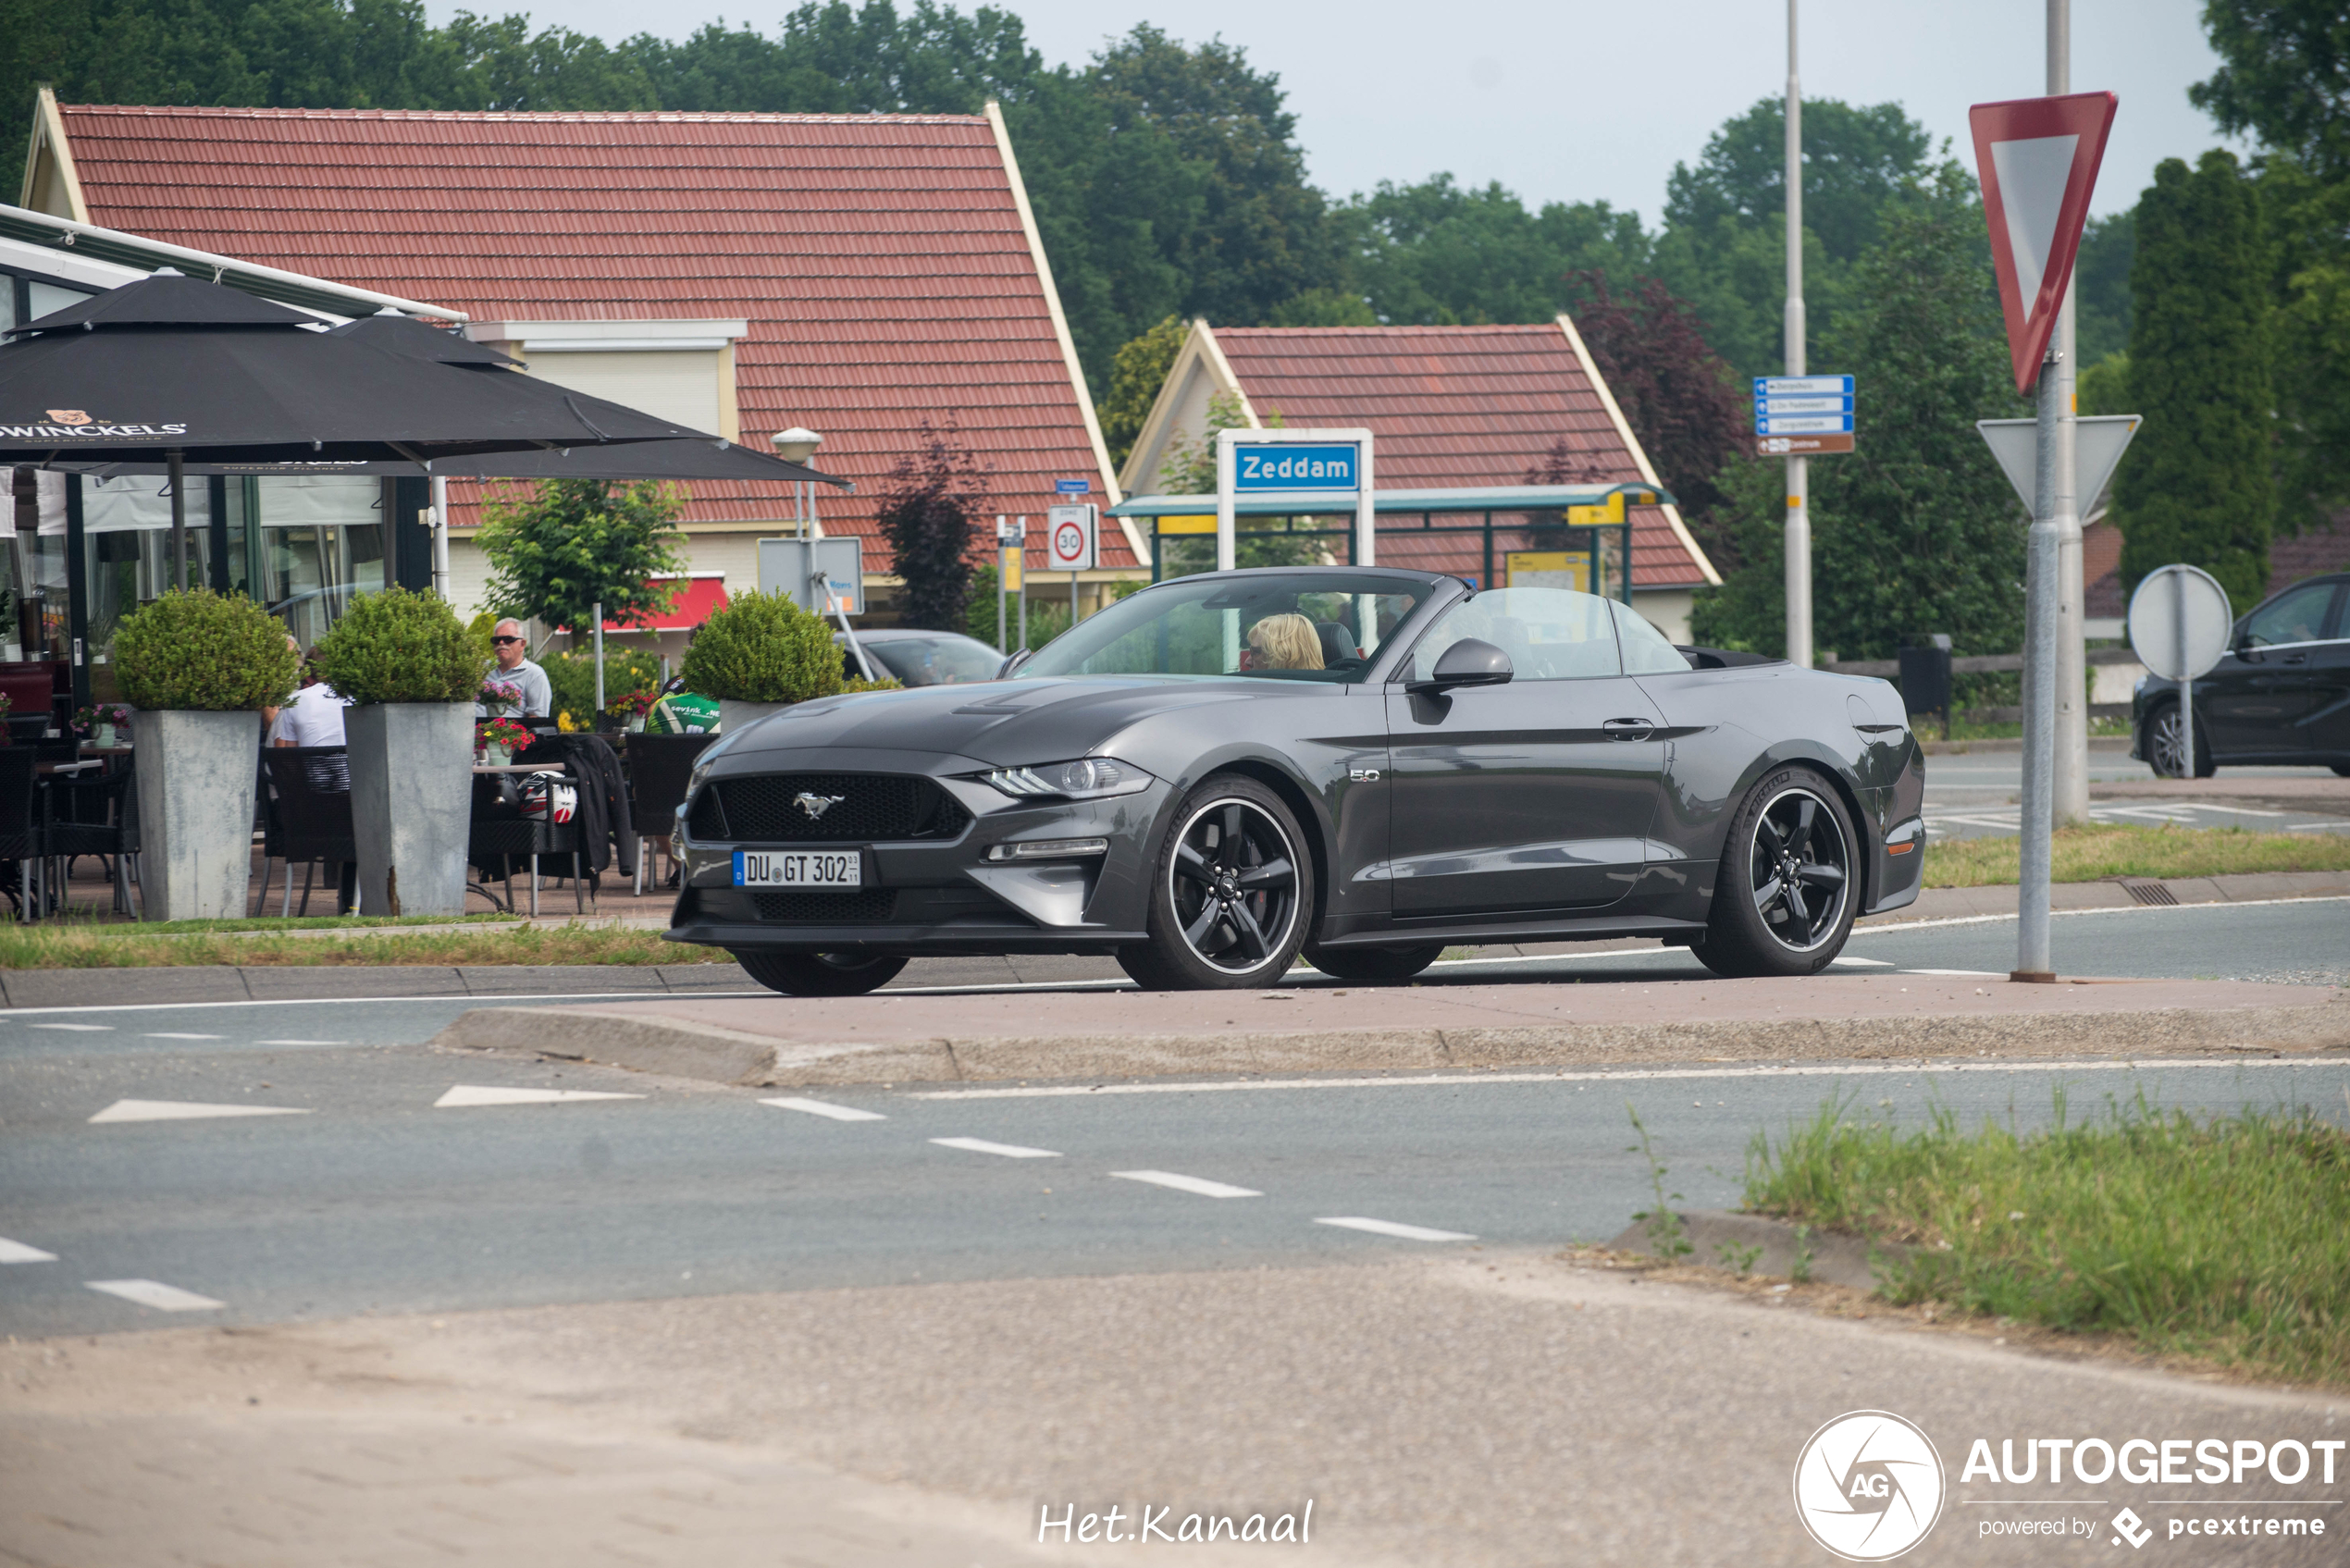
[1313,621,1358,665]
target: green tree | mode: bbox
[1336,174,1651,327]
[873,421,990,630]
[2072,212,2136,367]
[2191,0,2350,179]
[1695,172,2027,659]
[476,479,689,636]
[1097,314,1187,469]
[2113,151,2276,612]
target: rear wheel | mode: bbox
[1693,768,1859,980]
[1119,775,1314,991]
[1303,944,1443,982]
[734,950,909,996]
[2146,701,2217,778]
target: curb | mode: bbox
[1604,1210,1904,1291]
[435,1002,2350,1089]
[0,963,750,1009]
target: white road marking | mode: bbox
[1111,1169,1262,1198]
[142,1032,224,1041]
[916,1055,2345,1101]
[27,1022,112,1031]
[928,1136,1060,1159]
[0,989,759,1017]
[434,1085,644,1108]
[85,1278,224,1312]
[1317,1216,1477,1242]
[1829,956,1894,968]
[88,1099,311,1124]
[1903,968,2010,976]
[1856,895,2350,934]
[0,1237,58,1264]
[254,1039,348,1046]
[761,1096,887,1122]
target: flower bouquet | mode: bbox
[478,676,524,714]
[604,688,656,732]
[475,714,534,766]
[75,702,131,747]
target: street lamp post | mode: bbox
[1784,0,1811,669]
[772,426,823,541]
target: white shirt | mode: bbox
[277,683,351,748]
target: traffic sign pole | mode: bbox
[2176,570,2195,779]
[2048,0,2090,828]
[2016,348,2065,982]
[1784,0,1810,670]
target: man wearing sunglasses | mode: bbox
[476,619,553,721]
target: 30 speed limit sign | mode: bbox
[1046,503,1097,571]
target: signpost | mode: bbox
[1970,85,2119,982]
[1055,478,1092,496]
[758,536,873,679]
[1047,502,1096,626]
[995,514,1027,653]
[2126,564,2232,779]
[1754,376,1855,459]
[1213,426,1376,663]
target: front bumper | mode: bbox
[665,762,1172,956]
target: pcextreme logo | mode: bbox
[1793,1411,1948,1562]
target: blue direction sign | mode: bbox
[1231,442,1360,491]
[1753,375,1855,436]
[1055,477,1093,494]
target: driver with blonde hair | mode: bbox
[1243,612,1325,672]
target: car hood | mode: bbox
[717,677,1308,766]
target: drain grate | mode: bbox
[2120,880,2180,907]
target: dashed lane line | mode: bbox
[88,1099,312,1125]
[1110,1170,1262,1199]
[928,1136,1061,1159]
[142,1032,224,1041]
[254,1039,347,1046]
[84,1279,224,1312]
[0,1238,58,1264]
[761,1096,887,1121]
[433,1085,644,1108]
[26,1022,111,1031]
[1316,1217,1478,1243]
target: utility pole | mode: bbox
[1783,0,1812,668]
[2047,0,2089,823]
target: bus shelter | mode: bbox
[1107,482,1672,605]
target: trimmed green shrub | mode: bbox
[679,589,840,703]
[312,587,488,704]
[545,643,664,726]
[111,588,299,711]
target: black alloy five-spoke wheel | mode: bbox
[1120,775,1313,990]
[736,949,909,997]
[1694,767,1858,979]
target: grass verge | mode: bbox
[1924,821,2350,888]
[0,922,691,969]
[1745,1092,2350,1387]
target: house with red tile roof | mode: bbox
[1119,320,1721,640]
[20,93,1139,631]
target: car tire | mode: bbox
[1302,944,1444,982]
[734,950,909,996]
[1118,774,1315,991]
[2333,763,2350,778]
[2144,700,2218,778]
[1693,766,1860,980]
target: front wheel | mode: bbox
[2145,701,2217,778]
[1119,775,1315,991]
[1694,767,1859,979]
[1303,944,1444,983]
[734,950,909,996]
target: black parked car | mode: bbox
[671,568,1926,994]
[2131,572,2350,777]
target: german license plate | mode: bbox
[733,849,862,889]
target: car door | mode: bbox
[2201,580,2337,758]
[2300,585,2350,759]
[1384,586,1666,916]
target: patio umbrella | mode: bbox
[0,274,730,586]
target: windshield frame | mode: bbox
[1007,568,1464,686]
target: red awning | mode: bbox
[603,575,728,633]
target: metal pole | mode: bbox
[996,522,1008,654]
[167,448,188,592]
[2015,350,2063,982]
[592,600,604,718]
[1783,0,1812,668]
[2047,0,2089,823]
[430,474,451,600]
[2176,569,2195,778]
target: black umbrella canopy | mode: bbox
[322,310,524,368]
[0,273,711,466]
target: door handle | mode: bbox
[1601,718,1654,740]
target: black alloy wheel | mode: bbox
[735,949,909,997]
[1695,767,1859,979]
[1119,775,1313,991]
[1303,944,1444,982]
[2146,701,2218,778]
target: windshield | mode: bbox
[858,636,1003,685]
[1011,572,1437,682]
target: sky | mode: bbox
[440,0,2245,221]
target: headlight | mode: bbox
[980,758,1153,799]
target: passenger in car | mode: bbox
[1243,612,1325,672]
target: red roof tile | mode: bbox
[1212,325,1712,589]
[56,105,1129,571]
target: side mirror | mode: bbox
[1407,637,1514,694]
[997,648,1035,680]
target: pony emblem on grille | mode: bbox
[794,791,846,821]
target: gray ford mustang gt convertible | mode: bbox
[666,567,1926,994]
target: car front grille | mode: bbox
[687,772,969,843]
[750,887,898,922]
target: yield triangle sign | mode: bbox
[1969,92,2119,393]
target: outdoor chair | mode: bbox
[258,747,355,917]
[624,733,715,895]
[43,759,137,918]
[0,747,46,921]
[467,815,585,918]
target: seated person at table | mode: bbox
[646,677,721,735]
[476,619,552,720]
[1239,612,1324,673]
[274,651,350,749]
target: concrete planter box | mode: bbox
[718,698,791,735]
[345,703,473,917]
[133,709,262,921]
